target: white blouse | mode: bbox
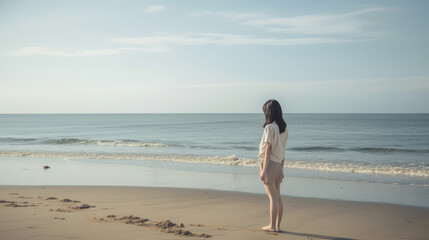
[258,121,288,163]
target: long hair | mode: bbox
[262,99,287,133]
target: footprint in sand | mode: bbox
[50,204,95,212]
[70,204,95,209]
[18,196,33,199]
[42,196,95,212]
[92,215,211,238]
[60,198,81,203]
[190,223,228,231]
[1,200,37,207]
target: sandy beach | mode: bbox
[0,186,428,240]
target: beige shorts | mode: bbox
[261,161,283,184]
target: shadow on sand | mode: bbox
[279,230,358,240]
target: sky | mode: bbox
[0,0,428,113]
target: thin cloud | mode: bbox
[144,5,165,13]
[12,8,386,57]
[245,8,385,36]
[191,11,264,20]
[194,8,387,36]
[186,75,429,95]
[10,46,169,57]
[117,33,350,46]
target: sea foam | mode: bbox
[1,150,427,178]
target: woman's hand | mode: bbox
[260,143,271,183]
[260,171,267,182]
[281,159,285,179]
[259,162,264,182]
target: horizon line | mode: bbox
[0,112,428,115]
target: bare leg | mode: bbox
[262,183,279,232]
[275,182,283,232]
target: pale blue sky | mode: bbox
[1,0,428,113]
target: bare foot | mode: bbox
[261,225,276,232]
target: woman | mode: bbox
[259,99,288,232]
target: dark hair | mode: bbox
[262,99,287,133]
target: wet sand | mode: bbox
[0,186,428,240]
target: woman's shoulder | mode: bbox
[265,122,279,131]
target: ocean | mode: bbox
[1,114,428,207]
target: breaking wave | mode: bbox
[289,146,429,153]
[43,138,173,148]
[1,150,428,178]
[2,138,428,154]
[0,137,174,148]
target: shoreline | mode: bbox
[1,184,428,208]
[2,155,429,208]
[1,186,428,240]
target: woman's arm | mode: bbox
[281,158,285,179]
[260,142,272,182]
